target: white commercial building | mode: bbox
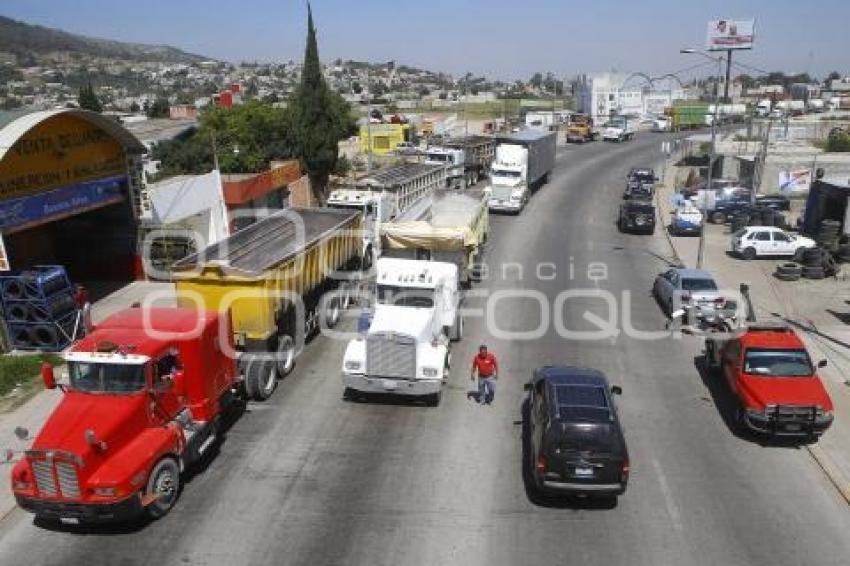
[576,73,689,123]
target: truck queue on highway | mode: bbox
[5,120,839,526]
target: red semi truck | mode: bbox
[10,307,240,523]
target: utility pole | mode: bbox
[366,68,373,173]
[723,49,733,103]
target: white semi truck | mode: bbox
[341,257,462,406]
[487,130,557,214]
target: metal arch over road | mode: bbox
[1,135,850,566]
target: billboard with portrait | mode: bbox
[706,19,755,51]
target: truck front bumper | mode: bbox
[742,411,834,437]
[15,492,143,523]
[488,201,523,213]
[343,373,442,397]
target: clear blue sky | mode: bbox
[2,0,847,81]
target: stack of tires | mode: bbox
[775,262,802,281]
[798,247,836,280]
[0,266,80,351]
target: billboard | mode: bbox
[779,169,812,194]
[706,19,755,51]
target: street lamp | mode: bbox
[681,48,724,269]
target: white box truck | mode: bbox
[487,130,557,213]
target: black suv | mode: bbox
[525,367,629,498]
[626,168,656,185]
[623,182,654,201]
[618,200,656,234]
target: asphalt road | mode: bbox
[1,134,849,565]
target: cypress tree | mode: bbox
[289,3,353,203]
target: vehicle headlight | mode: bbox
[92,486,119,497]
[344,360,363,372]
[817,408,833,419]
[422,367,440,378]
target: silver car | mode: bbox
[652,268,725,322]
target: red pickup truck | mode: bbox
[10,307,240,524]
[706,323,834,438]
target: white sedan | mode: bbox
[731,226,816,260]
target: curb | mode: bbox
[806,444,850,504]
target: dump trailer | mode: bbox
[380,193,488,287]
[172,207,362,400]
[665,103,709,130]
[445,136,496,185]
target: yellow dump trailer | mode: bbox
[172,207,362,400]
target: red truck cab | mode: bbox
[708,323,833,438]
[11,307,239,523]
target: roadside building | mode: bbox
[576,73,688,123]
[0,109,145,296]
[359,122,411,155]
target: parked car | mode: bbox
[670,203,703,235]
[524,366,629,498]
[731,226,816,260]
[623,183,654,201]
[705,322,833,438]
[653,267,725,321]
[710,192,791,224]
[618,200,656,234]
[626,168,656,185]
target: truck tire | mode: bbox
[144,456,181,519]
[711,211,727,224]
[244,354,278,401]
[275,335,295,377]
[324,295,341,329]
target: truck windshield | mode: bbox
[69,361,147,393]
[744,349,814,377]
[376,284,435,308]
[427,154,450,162]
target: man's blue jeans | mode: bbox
[478,377,496,404]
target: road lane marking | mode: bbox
[652,457,684,532]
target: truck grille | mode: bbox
[366,332,416,379]
[31,459,81,499]
[767,405,816,423]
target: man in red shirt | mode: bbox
[470,344,498,405]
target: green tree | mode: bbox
[287,4,355,202]
[77,82,102,112]
[146,97,171,118]
[827,71,842,83]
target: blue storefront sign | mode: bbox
[0,175,126,232]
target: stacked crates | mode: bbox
[0,266,80,351]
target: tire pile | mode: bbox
[774,247,839,281]
[729,206,788,233]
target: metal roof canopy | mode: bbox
[444,135,494,148]
[356,163,444,190]
[0,108,146,162]
[173,207,358,276]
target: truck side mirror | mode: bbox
[41,363,56,390]
[611,385,623,395]
[523,382,532,391]
[818,359,828,368]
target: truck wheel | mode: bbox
[245,354,278,401]
[276,335,295,377]
[144,457,181,520]
[711,212,726,224]
[324,295,341,328]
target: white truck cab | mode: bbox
[488,144,529,213]
[342,258,461,406]
[327,187,393,266]
[424,147,466,189]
